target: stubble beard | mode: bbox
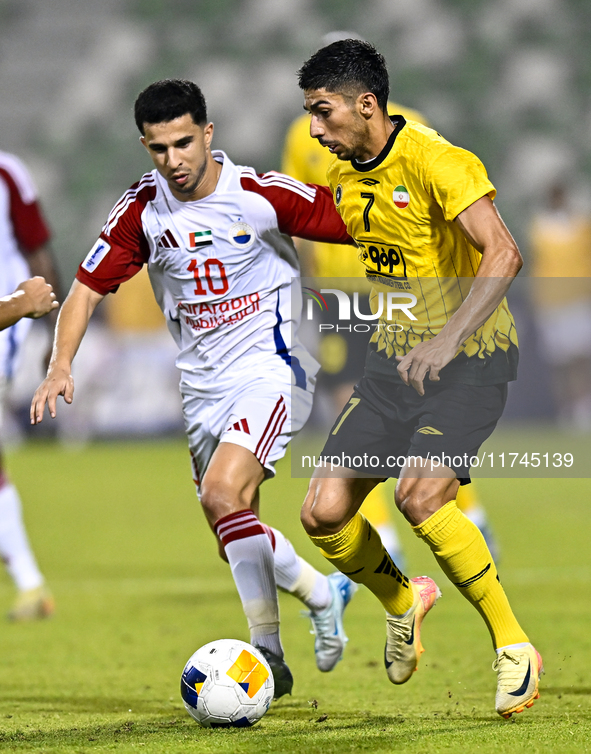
[348,120,372,162]
[334,120,372,162]
[173,155,209,197]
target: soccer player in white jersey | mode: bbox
[0,151,61,621]
[31,79,357,697]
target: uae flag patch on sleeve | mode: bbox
[393,185,410,209]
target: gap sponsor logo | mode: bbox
[228,221,255,249]
[82,238,111,272]
[189,230,213,248]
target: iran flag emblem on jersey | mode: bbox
[393,185,410,209]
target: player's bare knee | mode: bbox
[300,485,321,535]
[395,477,455,526]
[301,480,343,537]
[200,477,250,525]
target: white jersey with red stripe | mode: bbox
[76,150,350,397]
[0,151,51,379]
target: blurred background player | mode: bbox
[0,150,61,620]
[281,34,499,565]
[528,179,591,431]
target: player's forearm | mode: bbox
[436,274,515,351]
[436,239,522,349]
[48,280,103,373]
[443,196,522,349]
[0,291,32,330]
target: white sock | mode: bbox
[0,482,44,592]
[270,527,331,613]
[496,642,531,654]
[215,510,283,657]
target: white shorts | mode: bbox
[182,376,313,494]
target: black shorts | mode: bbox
[320,376,508,484]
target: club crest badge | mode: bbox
[335,184,343,206]
[228,221,255,248]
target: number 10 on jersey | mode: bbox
[188,259,229,295]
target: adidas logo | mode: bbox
[358,178,380,186]
[374,554,409,587]
[157,229,179,249]
[417,426,443,435]
[227,418,250,435]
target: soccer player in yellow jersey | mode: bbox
[282,92,500,565]
[283,100,428,568]
[296,39,542,719]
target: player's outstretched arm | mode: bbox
[397,195,522,395]
[0,277,59,331]
[30,280,104,424]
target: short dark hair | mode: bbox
[134,79,207,134]
[297,40,389,112]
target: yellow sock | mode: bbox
[413,501,528,648]
[309,513,413,616]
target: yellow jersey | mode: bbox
[282,103,429,280]
[326,117,518,386]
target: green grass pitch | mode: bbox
[0,439,589,753]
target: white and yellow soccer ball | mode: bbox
[180,639,274,728]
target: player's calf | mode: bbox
[394,472,459,526]
[301,472,378,536]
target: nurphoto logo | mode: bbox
[303,287,417,333]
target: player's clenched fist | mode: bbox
[17,277,59,318]
[0,276,59,331]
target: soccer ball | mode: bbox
[180,639,274,728]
